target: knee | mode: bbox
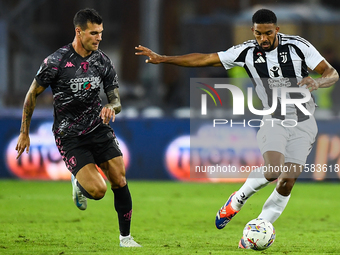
[111,176,127,190]
[263,167,281,182]
[264,171,279,182]
[276,178,296,196]
[92,184,107,200]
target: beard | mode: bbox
[261,36,277,52]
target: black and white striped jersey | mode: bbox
[218,33,324,119]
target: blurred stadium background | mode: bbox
[1,0,340,182]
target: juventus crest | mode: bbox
[280,51,288,63]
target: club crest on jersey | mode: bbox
[81,62,89,73]
[68,156,77,168]
[280,52,288,63]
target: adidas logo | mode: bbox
[255,56,266,63]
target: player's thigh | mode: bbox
[56,135,98,175]
[76,163,107,195]
[90,124,125,188]
[56,136,107,194]
[263,151,285,180]
[91,124,123,164]
[99,156,126,189]
[285,117,317,165]
[257,117,288,156]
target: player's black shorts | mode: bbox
[55,123,122,176]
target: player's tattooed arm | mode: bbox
[16,79,46,159]
[100,88,121,124]
[106,88,121,114]
[20,79,46,134]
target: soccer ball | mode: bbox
[242,218,275,250]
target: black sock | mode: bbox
[112,184,132,236]
[76,181,96,199]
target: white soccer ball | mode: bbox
[242,218,276,250]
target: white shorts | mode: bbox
[256,115,318,165]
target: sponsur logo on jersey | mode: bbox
[268,66,291,89]
[69,76,101,93]
[269,66,282,78]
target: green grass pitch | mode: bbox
[0,180,339,254]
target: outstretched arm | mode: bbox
[100,87,121,124]
[135,45,222,67]
[16,79,46,159]
[297,59,339,92]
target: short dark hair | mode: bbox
[73,8,103,30]
[252,9,277,25]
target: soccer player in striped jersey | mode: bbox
[135,8,338,248]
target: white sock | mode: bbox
[231,167,270,211]
[258,188,290,223]
[120,234,131,241]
